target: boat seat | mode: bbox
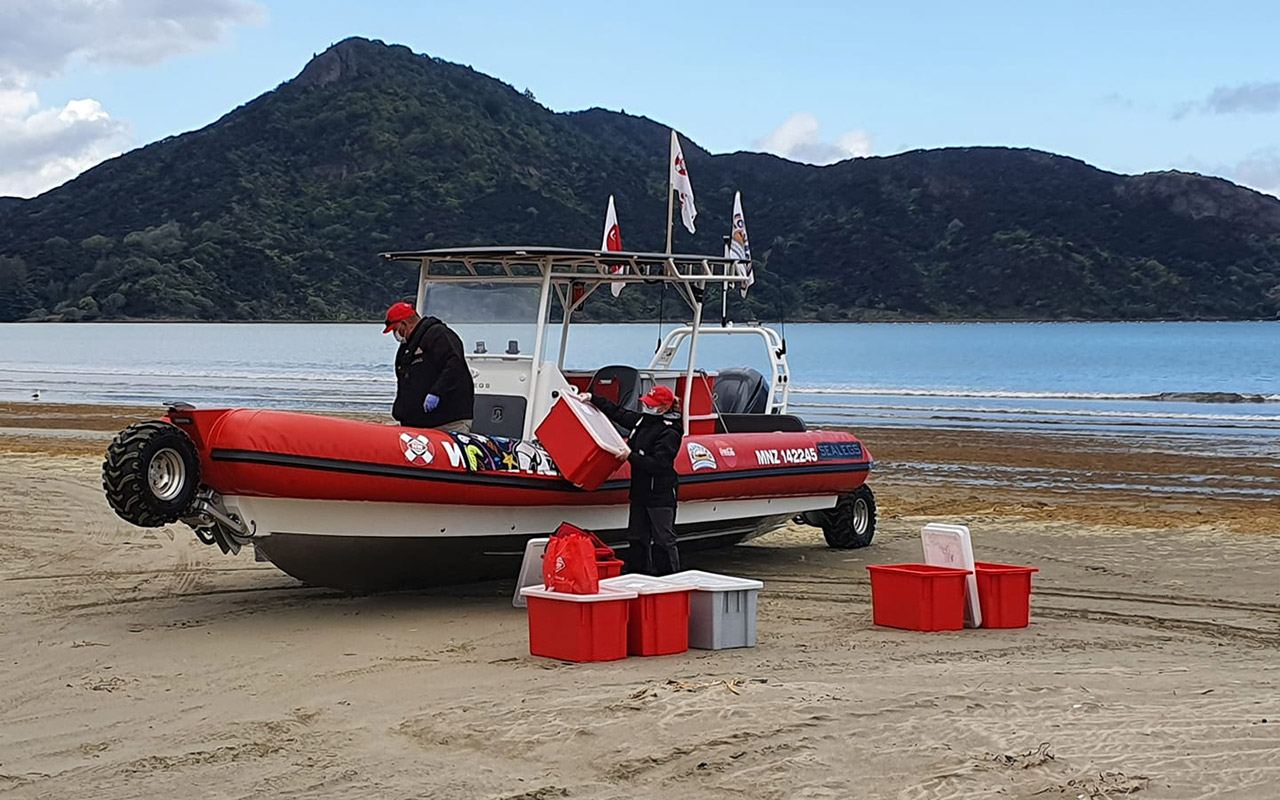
[587,365,642,410]
[712,367,769,415]
[715,413,807,433]
[471,394,527,439]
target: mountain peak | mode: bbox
[293,37,414,89]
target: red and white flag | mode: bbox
[601,194,625,296]
[670,130,697,235]
[729,191,754,297]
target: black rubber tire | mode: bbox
[822,485,877,549]
[102,421,201,527]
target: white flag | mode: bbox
[670,130,696,235]
[729,191,753,297]
[601,195,626,296]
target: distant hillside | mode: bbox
[1,36,1278,323]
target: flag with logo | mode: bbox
[729,191,753,296]
[670,130,697,234]
[601,194,626,296]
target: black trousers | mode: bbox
[623,502,680,576]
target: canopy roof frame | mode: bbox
[381,247,754,436]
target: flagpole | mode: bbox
[665,131,676,255]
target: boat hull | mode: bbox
[246,497,797,590]
[164,408,873,589]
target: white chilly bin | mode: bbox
[663,569,763,649]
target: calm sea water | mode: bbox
[2,321,1277,452]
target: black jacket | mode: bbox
[590,395,681,507]
[393,316,474,428]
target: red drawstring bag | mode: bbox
[542,523,601,594]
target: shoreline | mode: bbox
[4,400,1277,529]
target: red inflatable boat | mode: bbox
[103,248,876,589]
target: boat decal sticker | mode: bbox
[816,441,863,461]
[754,446,819,466]
[444,432,561,477]
[399,433,435,465]
[686,442,718,471]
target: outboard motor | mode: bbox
[712,367,769,415]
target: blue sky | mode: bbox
[2,0,1278,198]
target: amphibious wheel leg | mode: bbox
[817,485,877,549]
[102,421,201,527]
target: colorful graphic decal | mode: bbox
[399,433,435,465]
[444,432,560,477]
[754,446,819,466]
[817,441,864,461]
[686,442,718,471]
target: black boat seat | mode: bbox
[587,365,642,410]
[715,413,807,433]
[712,367,769,415]
[471,394,526,439]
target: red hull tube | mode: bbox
[164,409,873,589]
[172,409,872,504]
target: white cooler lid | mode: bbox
[560,396,628,454]
[600,575,695,595]
[663,569,764,591]
[921,522,983,628]
[520,585,637,602]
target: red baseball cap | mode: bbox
[382,301,416,333]
[640,385,677,408]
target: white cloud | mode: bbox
[0,0,264,82]
[755,112,873,165]
[1231,147,1280,198]
[1180,148,1280,199]
[0,0,262,197]
[0,81,131,197]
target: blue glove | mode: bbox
[423,393,440,412]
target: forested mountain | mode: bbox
[2,36,1279,323]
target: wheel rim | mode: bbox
[850,498,869,534]
[147,448,187,502]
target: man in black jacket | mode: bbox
[383,302,475,432]
[581,384,682,576]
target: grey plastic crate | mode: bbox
[665,570,763,650]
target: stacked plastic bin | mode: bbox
[520,569,765,661]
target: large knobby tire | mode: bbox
[102,421,201,527]
[822,485,877,549]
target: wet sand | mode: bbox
[1,403,1278,798]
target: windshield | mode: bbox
[422,281,542,358]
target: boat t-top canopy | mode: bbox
[378,246,756,435]
[378,246,750,288]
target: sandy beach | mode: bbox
[1,403,1278,799]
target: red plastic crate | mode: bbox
[597,558,624,579]
[522,586,634,662]
[601,575,693,656]
[866,564,971,631]
[973,561,1040,628]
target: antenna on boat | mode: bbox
[655,282,667,353]
[776,246,788,357]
